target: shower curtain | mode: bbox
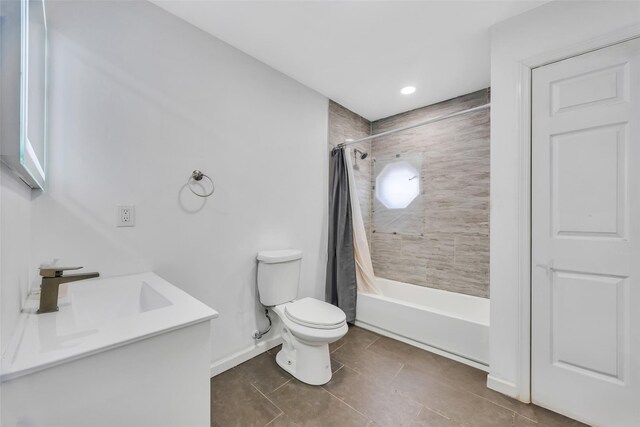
[345,148,381,295]
[326,147,357,322]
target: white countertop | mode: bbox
[1,272,218,382]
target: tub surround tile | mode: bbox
[425,266,489,298]
[374,262,427,289]
[372,91,489,134]
[327,91,490,298]
[373,195,424,235]
[211,326,586,427]
[328,101,372,240]
[370,89,490,298]
[370,233,402,262]
[453,235,489,279]
[401,234,455,270]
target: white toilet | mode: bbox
[257,249,348,385]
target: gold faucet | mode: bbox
[37,266,100,314]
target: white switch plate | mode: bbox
[117,206,135,227]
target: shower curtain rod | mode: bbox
[338,102,490,147]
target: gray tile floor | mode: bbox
[211,326,587,427]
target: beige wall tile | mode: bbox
[370,89,490,298]
[328,101,372,239]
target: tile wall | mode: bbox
[370,89,490,298]
[328,89,490,298]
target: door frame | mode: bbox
[514,25,640,402]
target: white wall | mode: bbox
[0,167,33,354]
[25,0,328,365]
[490,0,640,401]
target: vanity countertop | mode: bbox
[0,272,218,382]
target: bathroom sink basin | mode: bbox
[1,272,218,382]
[69,278,172,326]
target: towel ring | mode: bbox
[187,170,215,198]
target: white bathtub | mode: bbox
[355,277,490,370]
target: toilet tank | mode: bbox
[256,250,303,306]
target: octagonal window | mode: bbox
[375,160,420,209]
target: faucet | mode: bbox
[37,266,100,314]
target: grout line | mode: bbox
[464,389,521,420]
[330,341,346,354]
[365,336,381,349]
[271,379,291,394]
[389,362,405,384]
[250,383,285,417]
[411,404,426,422]
[424,406,460,425]
[322,387,371,422]
[514,414,539,424]
[332,364,344,376]
[421,404,461,425]
[264,413,284,427]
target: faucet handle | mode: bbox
[39,266,83,278]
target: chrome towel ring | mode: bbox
[188,170,215,198]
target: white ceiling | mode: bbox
[152,1,547,121]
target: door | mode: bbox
[532,38,640,426]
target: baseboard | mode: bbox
[486,375,522,400]
[210,334,282,378]
[354,321,489,372]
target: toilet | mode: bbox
[257,249,348,385]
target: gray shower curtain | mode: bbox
[326,147,357,323]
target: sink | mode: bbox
[70,279,172,326]
[1,272,218,426]
[1,272,218,382]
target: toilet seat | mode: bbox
[283,298,346,330]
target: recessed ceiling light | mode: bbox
[401,86,416,95]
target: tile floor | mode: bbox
[211,326,587,427]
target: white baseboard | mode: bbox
[354,321,489,372]
[210,335,282,378]
[486,375,522,400]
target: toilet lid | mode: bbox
[285,298,346,330]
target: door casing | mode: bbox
[510,25,640,403]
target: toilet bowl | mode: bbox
[257,250,347,385]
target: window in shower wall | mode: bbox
[369,88,491,299]
[373,154,423,235]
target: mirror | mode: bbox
[0,0,48,189]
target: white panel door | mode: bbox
[532,38,640,427]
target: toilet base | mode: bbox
[276,329,333,385]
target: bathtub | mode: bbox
[355,277,490,370]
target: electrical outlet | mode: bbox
[117,206,135,227]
